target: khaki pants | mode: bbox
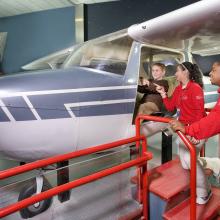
[138,102,159,115]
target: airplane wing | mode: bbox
[128,0,220,56]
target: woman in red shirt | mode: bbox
[156,61,211,205]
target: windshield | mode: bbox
[62,30,133,75]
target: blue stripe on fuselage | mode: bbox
[0,108,10,122]
[1,96,36,121]
[71,102,135,117]
[28,89,136,119]
[0,88,137,121]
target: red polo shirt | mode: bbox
[163,81,206,125]
[185,88,220,139]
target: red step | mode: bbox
[163,187,220,220]
[148,159,189,200]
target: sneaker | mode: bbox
[196,190,212,205]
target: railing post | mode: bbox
[135,116,141,147]
[200,144,205,157]
[135,116,142,203]
[141,138,148,220]
[177,131,196,220]
[161,131,173,164]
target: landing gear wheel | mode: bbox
[18,179,52,219]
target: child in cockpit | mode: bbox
[137,63,169,117]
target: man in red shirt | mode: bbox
[170,61,220,183]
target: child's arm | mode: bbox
[155,83,179,112]
[138,79,157,93]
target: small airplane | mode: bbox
[0,0,220,218]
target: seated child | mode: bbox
[138,63,169,118]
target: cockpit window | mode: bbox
[139,46,184,97]
[139,47,184,78]
[62,30,133,75]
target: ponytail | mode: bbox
[180,62,204,89]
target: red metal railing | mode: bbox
[0,136,152,219]
[135,115,197,220]
[0,114,198,219]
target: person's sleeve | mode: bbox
[138,85,149,93]
[138,83,158,94]
[191,86,205,112]
[147,82,159,93]
[185,106,220,139]
[157,80,169,93]
[163,87,178,111]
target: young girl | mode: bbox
[155,61,212,205]
[138,63,169,117]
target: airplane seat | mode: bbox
[164,65,177,96]
[164,76,178,98]
[165,65,176,77]
[145,75,178,120]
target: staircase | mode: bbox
[131,159,220,219]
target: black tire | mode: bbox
[18,179,53,219]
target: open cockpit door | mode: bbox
[132,45,184,122]
[138,46,183,97]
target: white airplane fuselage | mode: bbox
[0,68,138,161]
[0,41,218,162]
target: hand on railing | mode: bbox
[169,119,185,133]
